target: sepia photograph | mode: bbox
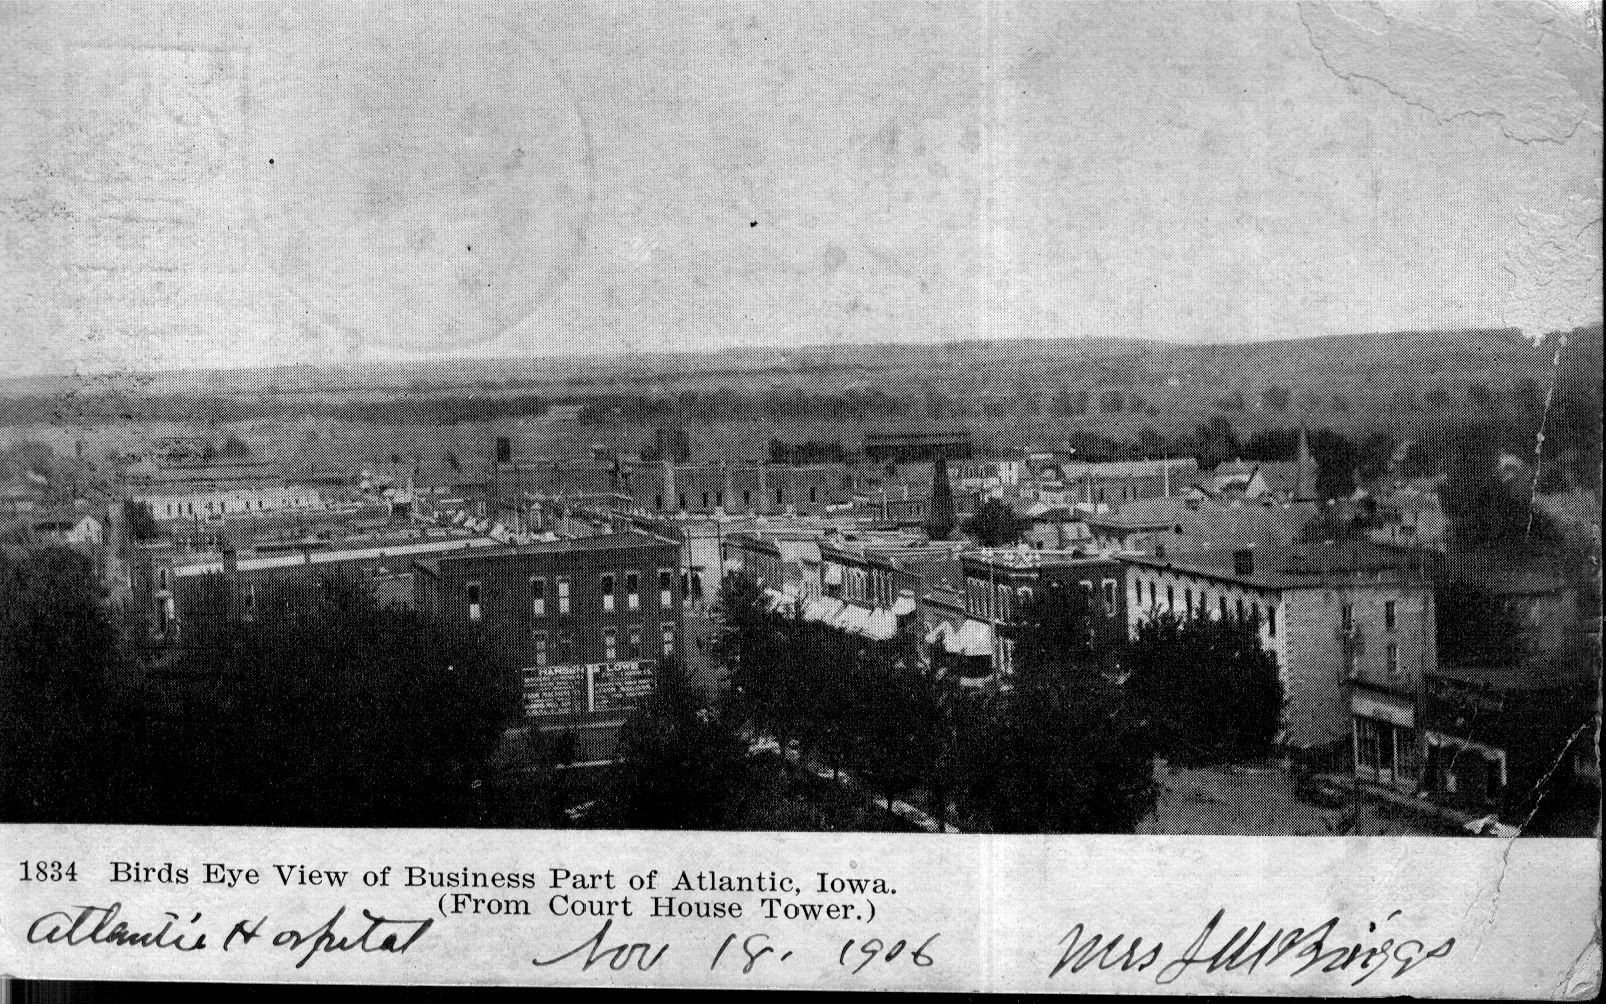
[0,0,1600,993]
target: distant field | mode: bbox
[2,326,1592,472]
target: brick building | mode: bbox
[150,534,499,641]
[957,549,1131,677]
[1121,543,1436,758]
[413,530,684,744]
[489,454,850,520]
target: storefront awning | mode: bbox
[1351,689,1415,728]
[952,619,994,658]
[861,608,898,642]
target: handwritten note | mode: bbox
[2,826,1597,995]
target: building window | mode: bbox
[809,486,818,503]
[531,577,546,616]
[557,578,571,614]
[659,568,673,606]
[1251,601,1260,626]
[1102,579,1116,617]
[702,492,710,509]
[1148,581,1157,608]
[1018,586,1033,607]
[743,490,752,507]
[678,493,687,510]
[604,627,617,661]
[557,632,573,663]
[626,571,640,610]
[1385,600,1396,632]
[1185,588,1193,615]
[715,491,723,508]
[1387,642,1399,675]
[533,631,548,666]
[655,494,664,510]
[1268,605,1277,637]
[1166,585,1174,611]
[1341,603,1354,632]
[628,624,642,658]
[661,622,676,656]
[601,573,615,612]
[466,581,482,622]
[158,568,169,591]
[1218,595,1227,620]
[1236,598,1245,622]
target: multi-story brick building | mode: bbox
[488,453,851,521]
[958,549,1131,677]
[1120,543,1436,761]
[412,529,684,743]
[149,534,499,641]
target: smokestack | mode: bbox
[1295,425,1313,501]
[662,459,678,513]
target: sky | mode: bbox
[1,1,1600,377]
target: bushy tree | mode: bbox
[218,433,253,458]
[969,585,1156,832]
[121,498,159,541]
[713,572,789,739]
[926,458,956,540]
[966,496,1026,547]
[1,548,128,821]
[1125,611,1283,766]
[596,657,755,829]
[1434,580,1529,669]
[1193,417,1241,469]
[161,572,513,826]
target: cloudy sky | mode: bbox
[1,1,1600,376]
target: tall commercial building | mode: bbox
[413,529,684,750]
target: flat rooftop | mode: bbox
[413,528,678,575]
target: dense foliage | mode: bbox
[1125,611,1285,767]
[1,556,517,826]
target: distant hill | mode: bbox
[0,325,1555,400]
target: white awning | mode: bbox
[952,619,994,658]
[1351,689,1415,728]
[862,608,898,641]
[806,596,847,625]
[890,592,917,617]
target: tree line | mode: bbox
[2,550,1284,833]
[592,572,1286,833]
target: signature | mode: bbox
[1051,908,1454,986]
[27,903,207,951]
